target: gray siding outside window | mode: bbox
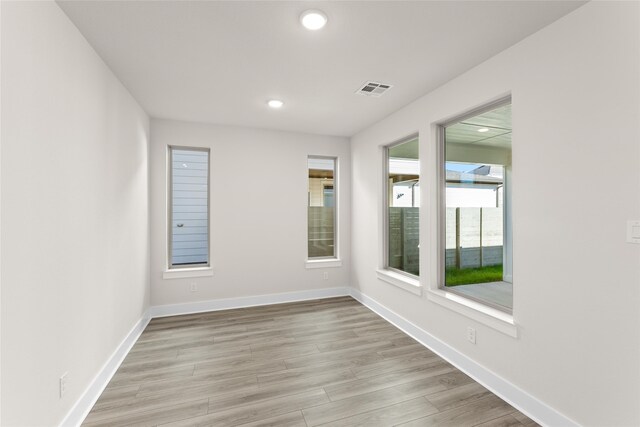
[169,147,210,267]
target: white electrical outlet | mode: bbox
[190,282,198,292]
[323,272,329,280]
[627,220,640,244]
[467,327,476,344]
[59,372,68,398]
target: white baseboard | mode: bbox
[348,288,579,427]
[59,312,151,427]
[61,286,576,427]
[149,287,351,318]
[61,287,349,426]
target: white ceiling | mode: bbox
[57,1,584,137]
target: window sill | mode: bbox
[163,267,213,280]
[426,288,517,338]
[305,259,342,269]
[376,269,422,296]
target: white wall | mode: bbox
[1,2,150,426]
[350,2,640,426]
[150,119,350,307]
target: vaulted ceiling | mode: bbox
[58,1,584,137]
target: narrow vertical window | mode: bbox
[385,136,420,276]
[168,146,210,268]
[441,99,512,311]
[308,157,337,259]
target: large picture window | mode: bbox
[308,157,337,259]
[385,136,419,276]
[440,99,512,311]
[168,146,210,268]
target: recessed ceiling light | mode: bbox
[267,99,284,109]
[300,10,327,30]
[477,128,490,133]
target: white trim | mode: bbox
[349,287,579,427]
[149,287,350,318]
[59,286,576,427]
[305,259,343,269]
[163,267,213,279]
[59,312,151,427]
[60,287,349,426]
[426,288,517,337]
[376,269,422,296]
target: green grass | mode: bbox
[445,264,503,287]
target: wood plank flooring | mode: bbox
[83,296,537,427]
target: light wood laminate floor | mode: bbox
[83,297,537,427]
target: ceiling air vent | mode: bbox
[356,81,393,97]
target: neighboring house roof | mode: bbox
[446,169,503,185]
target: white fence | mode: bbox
[446,207,503,269]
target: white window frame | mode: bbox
[426,96,517,337]
[305,156,342,269]
[164,145,213,279]
[377,134,422,295]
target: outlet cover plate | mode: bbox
[467,327,476,344]
[627,220,640,244]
